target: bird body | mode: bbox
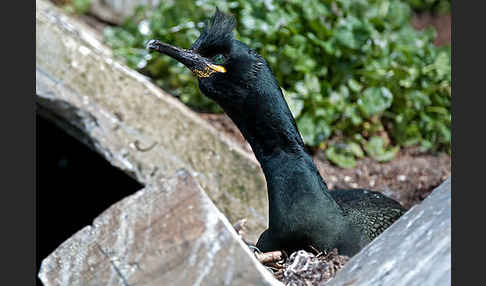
[148,9,405,257]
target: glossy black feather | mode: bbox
[191,8,236,56]
[159,9,406,257]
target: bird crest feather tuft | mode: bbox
[191,8,236,55]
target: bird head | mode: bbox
[147,9,277,109]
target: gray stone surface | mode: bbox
[89,0,161,24]
[36,0,267,242]
[38,170,280,286]
[324,178,451,286]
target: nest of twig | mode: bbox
[233,219,350,285]
[259,248,349,285]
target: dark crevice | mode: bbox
[36,114,143,280]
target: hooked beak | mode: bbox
[146,39,226,77]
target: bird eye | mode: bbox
[212,54,226,65]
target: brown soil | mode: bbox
[411,12,451,46]
[201,113,451,210]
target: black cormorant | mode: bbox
[147,9,405,256]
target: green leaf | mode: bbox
[348,142,365,158]
[326,144,357,168]
[297,115,331,146]
[282,89,304,118]
[297,114,316,146]
[358,87,393,117]
[335,27,357,49]
[348,78,362,93]
[364,136,399,162]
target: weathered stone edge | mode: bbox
[324,177,451,286]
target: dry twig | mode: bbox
[255,251,284,264]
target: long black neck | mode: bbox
[216,75,341,226]
[224,90,306,166]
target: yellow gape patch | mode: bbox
[209,64,226,73]
[193,64,226,78]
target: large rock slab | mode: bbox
[38,170,280,286]
[36,0,267,242]
[324,178,451,286]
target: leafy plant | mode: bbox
[326,141,364,168]
[104,0,451,167]
[364,136,400,162]
[405,0,450,14]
